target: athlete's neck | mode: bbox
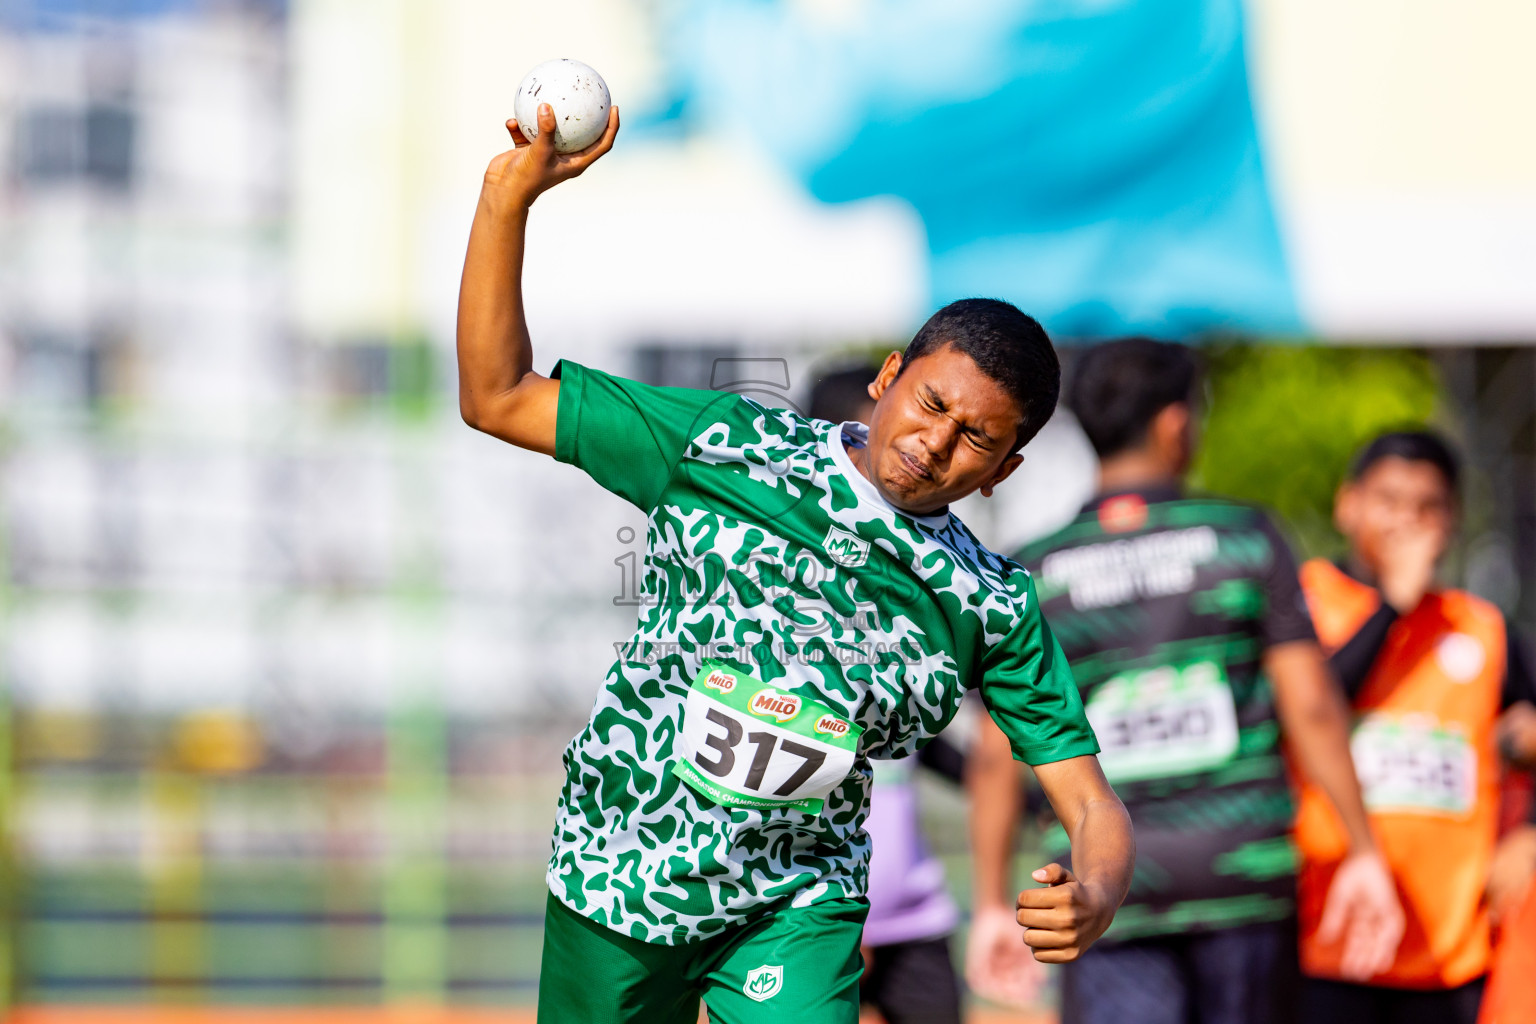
[1096,456,1182,497]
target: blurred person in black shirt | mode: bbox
[967,339,1403,1024]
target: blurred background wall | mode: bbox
[1,0,1534,1015]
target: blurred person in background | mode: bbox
[967,338,1403,1024]
[808,364,968,1024]
[1294,431,1536,1024]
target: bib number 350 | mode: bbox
[673,662,862,814]
[1085,660,1240,783]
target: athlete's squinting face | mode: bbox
[1336,456,1457,572]
[857,344,1028,515]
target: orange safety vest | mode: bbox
[1295,558,1506,988]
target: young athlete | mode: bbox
[457,103,1134,1024]
[967,339,1404,1024]
[809,364,968,1024]
[1295,431,1536,1024]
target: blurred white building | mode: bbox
[2,0,1038,743]
[2,4,291,725]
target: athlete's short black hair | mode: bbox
[1066,337,1199,459]
[1350,430,1460,494]
[897,298,1059,453]
[808,364,878,424]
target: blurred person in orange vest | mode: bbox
[1295,430,1536,1024]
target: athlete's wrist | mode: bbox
[1074,877,1122,925]
[1344,833,1383,859]
[478,179,537,219]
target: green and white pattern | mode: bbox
[546,360,1096,944]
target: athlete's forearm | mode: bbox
[1268,642,1379,853]
[1029,754,1133,953]
[454,103,616,451]
[967,715,1022,910]
[1296,723,1377,853]
[1059,791,1134,912]
[456,187,534,429]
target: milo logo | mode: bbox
[749,689,802,723]
[703,669,736,694]
[814,714,849,737]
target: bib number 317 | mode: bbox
[673,661,862,814]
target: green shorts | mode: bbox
[535,890,868,1024]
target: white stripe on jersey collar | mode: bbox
[826,419,950,530]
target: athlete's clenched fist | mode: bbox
[1016,862,1119,963]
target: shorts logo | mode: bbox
[823,526,870,568]
[703,669,736,694]
[813,713,849,737]
[749,689,801,723]
[743,964,783,1002]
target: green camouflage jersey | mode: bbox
[546,360,1097,944]
[1016,486,1316,942]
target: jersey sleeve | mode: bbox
[1255,512,1318,648]
[551,359,740,513]
[978,574,1100,766]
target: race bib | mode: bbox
[672,661,862,814]
[1351,713,1476,816]
[1085,660,1240,783]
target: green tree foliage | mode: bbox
[1191,345,1444,558]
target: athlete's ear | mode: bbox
[868,351,903,401]
[1152,402,1193,474]
[979,452,1025,498]
[1334,482,1358,536]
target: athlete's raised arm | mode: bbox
[456,102,620,453]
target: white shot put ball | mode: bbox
[514,59,611,154]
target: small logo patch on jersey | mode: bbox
[823,525,870,568]
[744,964,783,1002]
[703,669,736,694]
[1098,494,1148,533]
[814,713,849,737]
[1436,632,1486,683]
[749,689,801,723]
